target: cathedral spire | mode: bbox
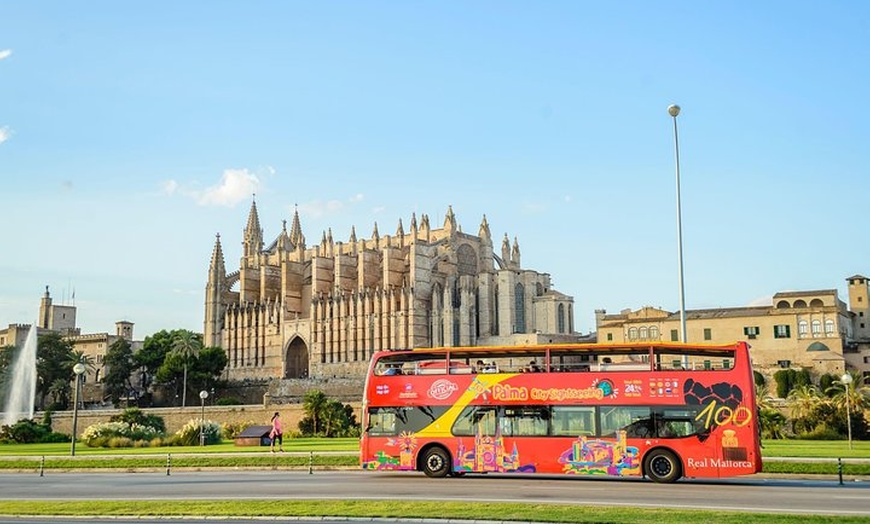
[372,222,380,244]
[349,225,357,244]
[210,233,227,277]
[501,233,511,264]
[443,205,457,233]
[289,205,304,247]
[243,197,264,257]
[512,236,521,268]
[478,215,491,242]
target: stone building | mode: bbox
[204,203,579,381]
[0,287,140,393]
[595,275,870,380]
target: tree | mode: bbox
[786,384,821,435]
[301,390,329,435]
[171,330,202,407]
[0,344,14,393]
[36,332,75,410]
[135,329,182,391]
[187,346,227,394]
[103,338,136,407]
[827,372,870,439]
[299,390,359,437]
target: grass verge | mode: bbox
[0,500,864,524]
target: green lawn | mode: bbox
[0,500,864,524]
[0,437,358,456]
[761,439,870,458]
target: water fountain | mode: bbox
[1,324,38,427]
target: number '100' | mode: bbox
[695,401,753,429]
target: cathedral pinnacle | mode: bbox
[210,232,227,277]
[243,198,264,256]
[289,205,304,247]
[349,225,357,244]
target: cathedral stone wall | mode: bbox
[205,204,579,383]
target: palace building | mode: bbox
[595,275,870,379]
[204,203,580,382]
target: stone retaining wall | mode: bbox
[42,402,361,437]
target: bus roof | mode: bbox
[391,341,749,354]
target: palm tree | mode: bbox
[303,390,329,435]
[786,384,820,420]
[828,372,870,420]
[171,331,202,407]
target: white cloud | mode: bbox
[0,49,11,61]
[0,126,11,144]
[163,169,261,207]
[161,179,179,196]
[296,194,365,218]
[197,169,260,207]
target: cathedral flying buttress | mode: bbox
[204,202,579,382]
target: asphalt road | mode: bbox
[0,470,868,517]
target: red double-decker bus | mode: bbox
[360,342,761,483]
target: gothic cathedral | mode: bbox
[204,202,578,381]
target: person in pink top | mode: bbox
[269,412,284,452]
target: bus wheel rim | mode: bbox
[428,454,444,471]
[651,456,673,477]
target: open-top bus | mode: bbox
[360,342,761,483]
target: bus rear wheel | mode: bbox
[421,447,451,478]
[644,449,682,483]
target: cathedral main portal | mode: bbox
[284,337,309,379]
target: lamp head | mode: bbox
[199,390,209,399]
[668,104,681,117]
[73,363,86,375]
[841,373,853,384]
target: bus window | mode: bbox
[500,407,549,436]
[550,406,597,436]
[367,408,398,436]
[600,406,652,438]
[653,407,706,438]
[366,406,448,436]
[452,406,497,436]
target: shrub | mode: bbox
[216,397,242,406]
[753,371,765,387]
[108,436,133,448]
[221,421,254,439]
[797,424,842,441]
[81,419,163,448]
[0,418,69,444]
[109,408,166,434]
[173,419,221,446]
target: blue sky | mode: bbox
[1,2,868,340]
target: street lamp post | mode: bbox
[668,104,688,345]
[70,363,86,456]
[841,373,853,450]
[199,390,209,446]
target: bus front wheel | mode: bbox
[421,447,451,478]
[644,449,681,483]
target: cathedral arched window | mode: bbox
[558,304,565,333]
[514,283,525,333]
[568,304,573,333]
[825,319,835,334]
